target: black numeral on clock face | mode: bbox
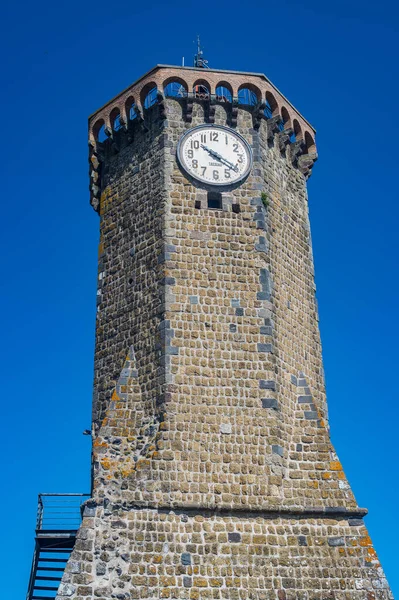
[192,159,198,168]
[201,167,207,176]
[224,169,231,179]
[201,134,206,143]
[187,149,193,158]
[191,140,200,149]
[210,132,219,142]
[233,143,239,152]
[213,170,219,180]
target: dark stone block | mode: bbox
[235,308,244,316]
[260,326,273,335]
[165,346,179,355]
[348,519,364,527]
[181,553,191,566]
[255,242,268,254]
[228,532,241,543]
[257,343,272,353]
[298,536,307,546]
[328,537,345,547]
[260,268,269,281]
[272,445,284,457]
[257,292,271,301]
[183,577,192,588]
[296,444,302,452]
[262,398,278,410]
[229,324,237,332]
[163,277,176,285]
[291,375,297,385]
[298,395,313,403]
[259,380,276,390]
[304,411,318,420]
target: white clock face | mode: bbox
[177,125,252,186]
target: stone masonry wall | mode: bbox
[92,107,167,498]
[58,505,391,600]
[55,90,393,599]
[91,99,359,512]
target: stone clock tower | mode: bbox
[56,64,393,599]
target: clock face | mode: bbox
[177,124,253,187]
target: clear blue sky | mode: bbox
[1,0,398,597]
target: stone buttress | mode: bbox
[55,66,393,600]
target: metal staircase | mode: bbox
[26,493,90,600]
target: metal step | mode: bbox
[36,576,62,581]
[38,557,68,563]
[34,585,59,591]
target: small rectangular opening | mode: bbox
[207,192,222,210]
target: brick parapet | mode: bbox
[87,65,316,156]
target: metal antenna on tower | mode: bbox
[193,35,209,68]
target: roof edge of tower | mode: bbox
[88,64,316,133]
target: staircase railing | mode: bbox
[26,493,90,600]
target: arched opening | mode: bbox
[238,84,260,106]
[215,82,233,103]
[265,91,278,117]
[125,96,137,121]
[110,108,122,132]
[277,106,291,134]
[93,119,107,143]
[264,100,273,119]
[293,119,302,142]
[193,79,210,100]
[164,78,188,98]
[141,83,158,110]
[305,131,316,154]
[281,107,290,129]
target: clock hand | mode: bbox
[201,144,238,172]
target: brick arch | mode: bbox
[304,131,316,153]
[124,95,137,122]
[238,82,261,105]
[293,118,303,141]
[92,118,106,143]
[265,91,279,116]
[140,81,158,108]
[162,76,188,96]
[109,107,121,131]
[193,79,211,98]
[215,81,233,102]
[281,106,291,128]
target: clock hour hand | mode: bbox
[201,144,238,172]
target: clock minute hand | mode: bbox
[201,144,238,172]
